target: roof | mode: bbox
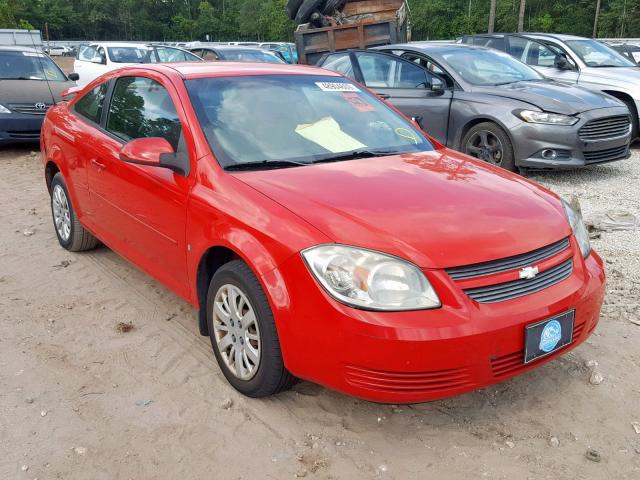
[385,42,489,54]
[89,42,148,48]
[134,61,338,79]
[466,32,589,42]
[0,45,40,52]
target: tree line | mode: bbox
[0,0,638,42]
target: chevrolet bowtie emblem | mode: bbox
[519,266,539,280]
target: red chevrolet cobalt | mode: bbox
[41,63,605,403]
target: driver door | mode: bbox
[506,36,580,84]
[87,73,192,297]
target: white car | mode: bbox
[72,42,202,88]
[45,46,67,56]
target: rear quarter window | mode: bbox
[73,83,108,124]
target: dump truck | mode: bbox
[293,0,409,65]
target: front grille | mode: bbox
[446,238,570,281]
[491,321,586,378]
[344,365,474,394]
[579,115,631,141]
[8,103,52,115]
[464,259,573,304]
[584,145,629,164]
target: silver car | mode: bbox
[460,33,640,140]
[318,44,632,171]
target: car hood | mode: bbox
[0,79,74,104]
[233,150,571,269]
[471,80,622,115]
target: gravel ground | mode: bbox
[0,145,639,479]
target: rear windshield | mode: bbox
[0,50,67,81]
[186,74,433,168]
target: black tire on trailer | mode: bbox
[206,260,297,397]
[295,0,327,24]
[286,0,305,20]
[322,0,347,14]
[49,173,99,252]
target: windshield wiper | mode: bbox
[310,149,399,164]
[224,159,310,171]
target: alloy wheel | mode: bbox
[52,184,71,241]
[212,284,261,380]
[465,130,504,166]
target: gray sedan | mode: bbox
[317,44,632,171]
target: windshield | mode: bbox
[0,50,67,81]
[221,50,284,63]
[186,74,433,168]
[566,40,635,67]
[441,48,543,85]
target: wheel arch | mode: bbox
[456,116,516,152]
[45,160,60,193]
[195,245,242,336]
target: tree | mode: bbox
[517,0,526,32]
[488,0,496,33]
[593,0,601,37]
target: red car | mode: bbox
[41,62,605,403]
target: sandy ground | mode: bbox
[1,145,639,480]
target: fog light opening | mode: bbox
[541,149,558,160]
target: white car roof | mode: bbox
[90,42,149,48]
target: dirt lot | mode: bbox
[1,145,639,480]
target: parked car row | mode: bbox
[318,42,634,171]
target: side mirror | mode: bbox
[554,55,571,70]
[430,77,445,93]
[120,137,188,175]
[67,72,79,81]
[90,55,106,65]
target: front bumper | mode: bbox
[512,106,631,169]
[273,241,606,403]
[0,113,44,144]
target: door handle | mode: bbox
[91,159,106,170]
[378,93,391,100]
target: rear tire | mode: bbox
[206,260,296,397]
[50,173,99,252]
[461,122,516,172]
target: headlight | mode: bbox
[302,245,441,311]
[562,199,591,258]
[0,104,11,114]
[516,110,578,126]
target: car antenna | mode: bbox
[29,26,57,107]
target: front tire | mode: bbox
[621,98,639,141]
[461,122,516,171]
[206,260,296,397]
[50,173,99,252]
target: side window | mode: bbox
[78,45,97,62]
[355,52,427,89]
[401,52,453,88]
[203,50,219,61]
[74,83,108,124]
[156,47,188,62]
[321,53,355,79]
[106,77,182,149]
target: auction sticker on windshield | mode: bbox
[315,82,360,92]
